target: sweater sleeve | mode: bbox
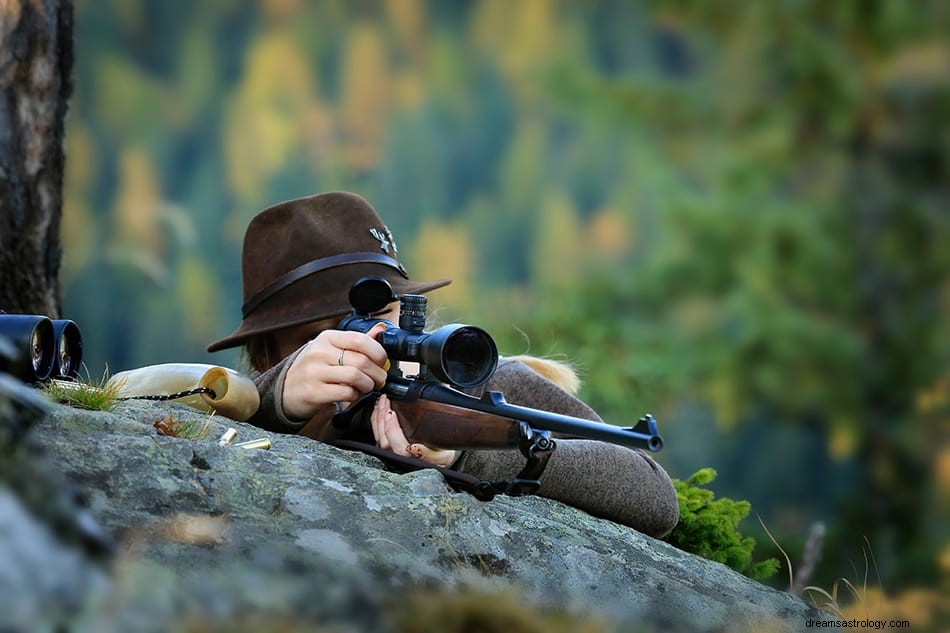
[246,347,309,433]
[451,360,680,538]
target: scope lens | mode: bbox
[0,315,55,381]
[31,330,44,372]
[441,327,497,388]
[59,336,72,376]
[52,320,83,378]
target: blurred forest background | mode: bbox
[61,0,947,602]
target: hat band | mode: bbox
[242,252,408,318]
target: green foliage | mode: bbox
[666,468,780,581]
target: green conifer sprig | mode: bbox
[666,468,780,580]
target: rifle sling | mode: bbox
[327,439,549,501]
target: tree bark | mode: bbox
[0,0,73,317]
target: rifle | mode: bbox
[331,277,663,496]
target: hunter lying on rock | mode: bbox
[207,191,679,537]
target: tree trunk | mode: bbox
[0,0,73,317]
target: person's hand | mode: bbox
[282,322,390,421]
[370,394,458,467]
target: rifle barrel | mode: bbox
[384,378,663,452]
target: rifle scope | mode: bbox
[338,277,498,389]
[0,314,56,382]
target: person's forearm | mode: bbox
[248,348,308,433]
[453,441,679,538]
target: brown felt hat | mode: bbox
[207,192,450,352]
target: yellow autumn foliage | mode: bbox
[262,0,303,22]
[176,255,220,343]
[62,122,97,276]
[586,206,633,260]
[113,147,163,256]
[407,220,474,314]
[60,198,94,281]
[471,0,558,80]
[828,425,859,461]
[340,23,392,169]
[385,0,426,63]
[224,31,318,201]
[531,193,582,290]
[935,447,950,505]
[836,587,949,630]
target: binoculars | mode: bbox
[338,277,498,389]
[0,315,83,382]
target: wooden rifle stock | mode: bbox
[391,398,521,450]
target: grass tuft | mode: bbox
[153,413,213,441]
[43,369,122,411]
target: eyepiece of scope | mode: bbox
[398,294,427,333]
[0,315,56,382]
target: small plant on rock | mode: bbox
[666,468,780,580]
[153,413,213,441]
[42,370,121,411]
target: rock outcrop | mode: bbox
[0,388,835,632]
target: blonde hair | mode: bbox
[504,354,581,395]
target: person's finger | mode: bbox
[290,351,375,397]
[370,395,384,446]
[407,444,458,467]
[291,379,361,410]
[375,395,395,451]
[333,347,388,389]
[331,365,377,395]
[377,394,410,455]
[283,350,365,419]
[366,322,393,377]
[321,329,389,368]
[368,321,389,338]
[306,334,388,387]
[298,337,387,394]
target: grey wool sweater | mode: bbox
[247,356,680,538]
